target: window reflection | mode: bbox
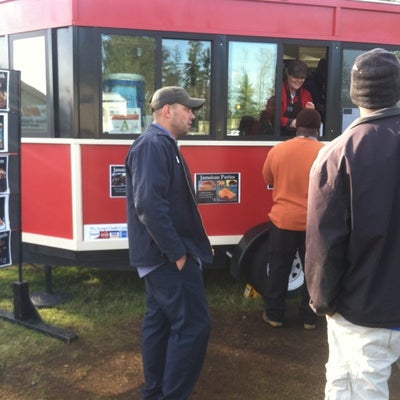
[102,34,155,134]
[13,35,48,137]
[341,49,364,131]
[227,42,277,137]
[162,39,211,135]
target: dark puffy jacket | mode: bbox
[125,123,213,268]
[305,107,400,328]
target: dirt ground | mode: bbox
[2,297,400,400]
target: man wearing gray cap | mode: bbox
[305,48,400,399]
[125,86,213,399]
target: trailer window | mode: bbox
[162,39,211,136]
[102,34,155,135]
[340,49,364,131]
[227,41,277,137]
[12,34,50,137]
[101,35,211,136]
[340,48,400,132]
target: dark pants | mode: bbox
[264,221,316,325]
[141,256,211,400]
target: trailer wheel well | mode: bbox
[230,222,304,297]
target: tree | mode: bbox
[162,40,211,132]
[234,72,258,118]
[102,34,155,96]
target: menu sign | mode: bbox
[0,70,20,268]
[195,173,240,204]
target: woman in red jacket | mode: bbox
[281,59,315,136]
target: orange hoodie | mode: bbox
[262,136,324,231]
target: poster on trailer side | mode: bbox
[0,195,10,232]
[0,230,11,268]
[0,156,9,193]
[0,70,9,112]
[195,173,240,204]
[110,165,127,198]
[0,113,8,152]
[0,156,10,265]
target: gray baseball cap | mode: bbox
[150,86,205,111]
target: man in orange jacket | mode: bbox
[261,108,324,329]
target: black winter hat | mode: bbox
[350,48,400,109]
[296,109,321,130]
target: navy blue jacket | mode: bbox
[125,123,213,269]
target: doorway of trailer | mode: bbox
[230,43,329,297]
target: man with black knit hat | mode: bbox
[305,48,400,399]
[261,108,324,329]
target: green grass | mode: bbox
[0,264,264,400]
[0,264,261,363]
[0,264,342,400]
[1,265,145,331]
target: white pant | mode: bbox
[325,313,400,400]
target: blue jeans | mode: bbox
[141,256,211,400]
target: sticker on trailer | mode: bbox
[194,173,240,204]
[84,223,128,241]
